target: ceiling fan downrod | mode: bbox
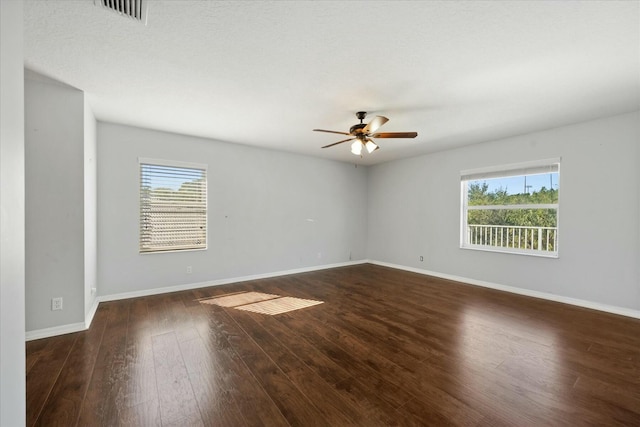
[350,111,368,134]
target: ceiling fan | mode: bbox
[314,111,417,155]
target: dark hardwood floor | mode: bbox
[26,264,640,426]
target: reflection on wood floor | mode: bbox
[26,264,640,426]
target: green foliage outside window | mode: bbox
[467,182,558,228]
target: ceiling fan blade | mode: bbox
[362,116,389,134]
[371,132,418,139]
[313,129,351,136]
[321,137,355,149]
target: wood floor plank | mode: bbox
[249,309,351,386]
[229,309,367,425]
[26,333,77,426]
[76,300,130,426]
[152,331,203,426]
[208,308,330,426]
[33,302,110,426]
[25,339,49,375]
[332,376,407,427]
[274,310,420,410]
[26,264,640,426]
[117,297,162,426]
[192,304,290,427]
[572,374,640,424]
[303,312,485,424]
[119,398,161,427]
[178,334,249,427]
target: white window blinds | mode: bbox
[460,158,560,182]
[139,159,207,253]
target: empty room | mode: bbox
[1,0,640,425]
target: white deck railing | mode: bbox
[467,224,557,253]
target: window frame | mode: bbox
[460,158,560,258]
[139,157,208,254]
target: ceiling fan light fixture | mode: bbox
[365,139,378,154]
[351,140,363,155]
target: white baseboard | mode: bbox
[25,298,101,342]
[368,260,640,320]
[98,259,367,303]
[85,298,99,329]
[25,260,367,340]
[25,321,87,341]
[26,258,639,341]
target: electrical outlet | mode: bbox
[419,256,424,262]
[186,266,192,274]
[52,297,63,311]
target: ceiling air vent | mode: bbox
[94,0,148,25]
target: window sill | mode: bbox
[140,247,207,255]
[461,244,558,258]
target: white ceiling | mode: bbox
[24,1,640,165]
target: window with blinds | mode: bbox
[139,159,207,253]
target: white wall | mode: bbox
[98,122,368,296]
[84,99,98,317]
[368,112,640,311]
[0,1,26,424]
[25,72,86,331]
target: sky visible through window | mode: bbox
[472,172,558,196]
[144,166,204,191]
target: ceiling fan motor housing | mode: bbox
[350,112,368,134]
[349,123,366,134]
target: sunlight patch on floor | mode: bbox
[200,292,323,315]
[199,291,280,307]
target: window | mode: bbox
[460,159,559,257]
[139,158,207,253]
